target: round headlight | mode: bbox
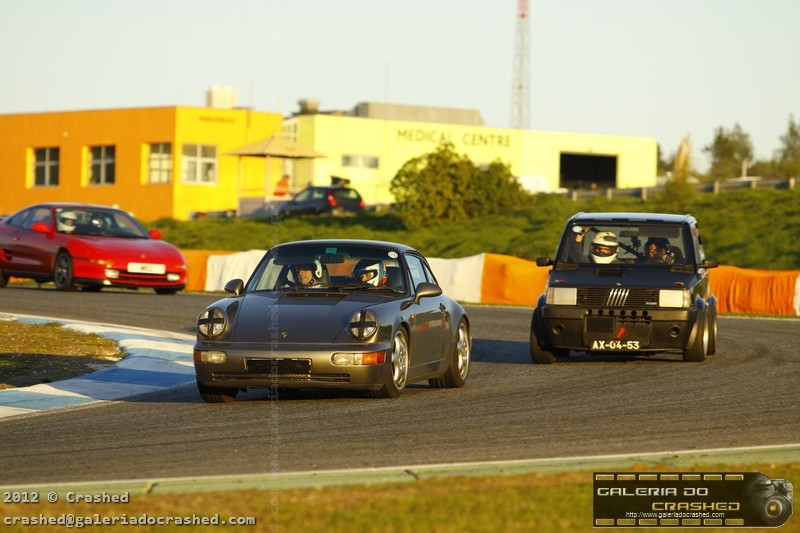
[349,310,378,340]
[198,308,227,338]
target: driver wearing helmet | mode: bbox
[56,211,77,233]
[292,260,324,287]
[353,259,387,287]
[589,231,620,264]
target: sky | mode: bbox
[1,0,797,172]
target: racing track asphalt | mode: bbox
[1,311,799,495]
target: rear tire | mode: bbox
[706,305,717,355]
[54,251,74,291]
[430,319,470,388]
[197,382,238,403]
[682,313,707,362]
[371,329,409,398]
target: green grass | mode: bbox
[2,463,798,532]
[150,188,800,270]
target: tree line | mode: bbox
[658,115,800,181]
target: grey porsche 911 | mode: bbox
[193,239,471,401]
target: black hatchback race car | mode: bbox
[530,212,720,363]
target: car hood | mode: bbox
[550,265,700,289]
[70,236,185,264]
[229,291,383,343]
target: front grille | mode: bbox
[578,288,659,308]
[211,372,350,384]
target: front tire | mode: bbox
[683,313,707,362]
[371,329,409,398]
[530,311,557,364]
[54,251,75,291]
[197,381,238,403]
[430,319,470,388]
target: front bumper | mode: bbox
[74,260,186,290]
[193,341,392,391]
[535,305,699,353]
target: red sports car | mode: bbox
[0,203,186,294]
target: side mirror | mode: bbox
[32,221,52,234]
[699,258,720,269]
[536,257,553,267]
[401,282,442,310]
[149,229,163,240]
[224,279,245,296]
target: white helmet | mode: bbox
[57,211,77,233]
[353,259,386,286]
[590,231,619,264]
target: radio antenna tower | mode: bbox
[511,0,530,129]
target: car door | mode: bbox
[404,253,448,374]
[0,206,55,275]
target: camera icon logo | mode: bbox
[747,474,793,527]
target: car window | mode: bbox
[405,254,435,288]
[559,223,690,265]
[293,189,312,202]
[22,207,52,229]
[53,207,149,238]
[333,188,360,200]
[247,244,406,293]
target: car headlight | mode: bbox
[331,351,386,366]
[349,310,378,340]
[193,350,227,363]
[659,289,691,308]
[198,308,227,338]
[546,287,577,305]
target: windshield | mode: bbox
[54,207,149,238]
[247,243,407,293]
[558,222,691,266]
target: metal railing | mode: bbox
[566,177,796,201]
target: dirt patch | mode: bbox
[0,320,124,389]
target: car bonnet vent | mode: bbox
[596,267,624,277]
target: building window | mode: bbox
[33,147,60,187]
[341,154,380,169]
[148,143,172,184]
[88,145,116,185]
[182,144,217,183]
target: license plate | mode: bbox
[590,340,641,350]
[128,262,166,274]
[246,358,311,374]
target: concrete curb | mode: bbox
[0,313,195,419]
[2,443,799,494]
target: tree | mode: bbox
[776,115,800,178]
[659,134,698,209]
[389,142,531,229]
[657,143,670,176]
[703,123,754,180]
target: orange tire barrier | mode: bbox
[182,250,800,316]
[182,249,234,292]
[710,265,800,315]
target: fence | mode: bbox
[567,177,796,201]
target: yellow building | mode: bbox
[283,101,658,205]
[0,98,657,219]
[0,105,283,221]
